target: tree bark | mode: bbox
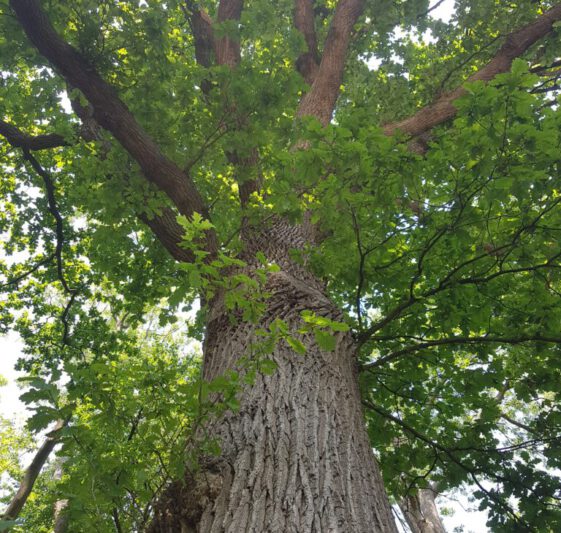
[399,487,446,533]
[52,459,69,533]
[149,220,397,532]
[2,420,64,523]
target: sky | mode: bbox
[0,0,491,530]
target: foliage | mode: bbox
[1,0,561,531]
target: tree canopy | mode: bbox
[1,0,561,531]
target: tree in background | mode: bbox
[1,0,561,531]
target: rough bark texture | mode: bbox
[13,3,561,532]
[296,0,365,125]
[399,488,446,533]
[149,220,397,532]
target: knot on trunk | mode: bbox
[147,459,228,533]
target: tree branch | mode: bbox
[10,0,215,257]
[19,149,79,345]
[67,91,196,264]
[0,119,68,151]
[296,0,365,125]
[363,334,561,369]
[0,254,56,289]
[384,3,561,138]
[139,209,195,263]
[182,1,215,68]
[2,420,66,523]
[293,0,320,84]
[215,0,244,67]
[362,400,527,526]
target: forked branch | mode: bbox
[10,0,216,257]
[297,0,365,124]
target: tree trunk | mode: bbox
[149,221,396,532]
[399,487,446,533]
[53,459,69,533]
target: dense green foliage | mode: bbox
[2,0,561,531]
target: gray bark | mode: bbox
[399,487,446,533]
[1,420,64,523]
[149,220,397,532]
[53,459,69,533]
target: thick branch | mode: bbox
[68,92,196,264]
[215,0,244,67]
[183,1,215,68]
[2,420,65,522]
[296,0,365,125]
[293,0,320,84]
[0,119,68,150]
[52,458,69,533]
[10,0,213,250]
[385,3,561,137]
[139,209,195,263]
[399,487,446,533]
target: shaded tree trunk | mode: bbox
[53,459,69,533]
[149,221,397,532]
[399,487,446,533]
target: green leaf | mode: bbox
[314,331,336,352]
[286,336,307,355]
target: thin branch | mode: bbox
[362,400,528,527]
[22,150,74,295]
[1,253,55,289]
[358,193,561,344]
[363,334,561,369]
[501,413,535,434]
[111,508,124,533]
[21,149,79,344]
[417,0,447,20]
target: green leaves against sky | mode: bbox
[2,0,561,530]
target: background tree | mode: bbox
[1,0,561,531]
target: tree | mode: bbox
[1,0,561,531]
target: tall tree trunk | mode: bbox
[399,487,446,533]
[149,220,396,532]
